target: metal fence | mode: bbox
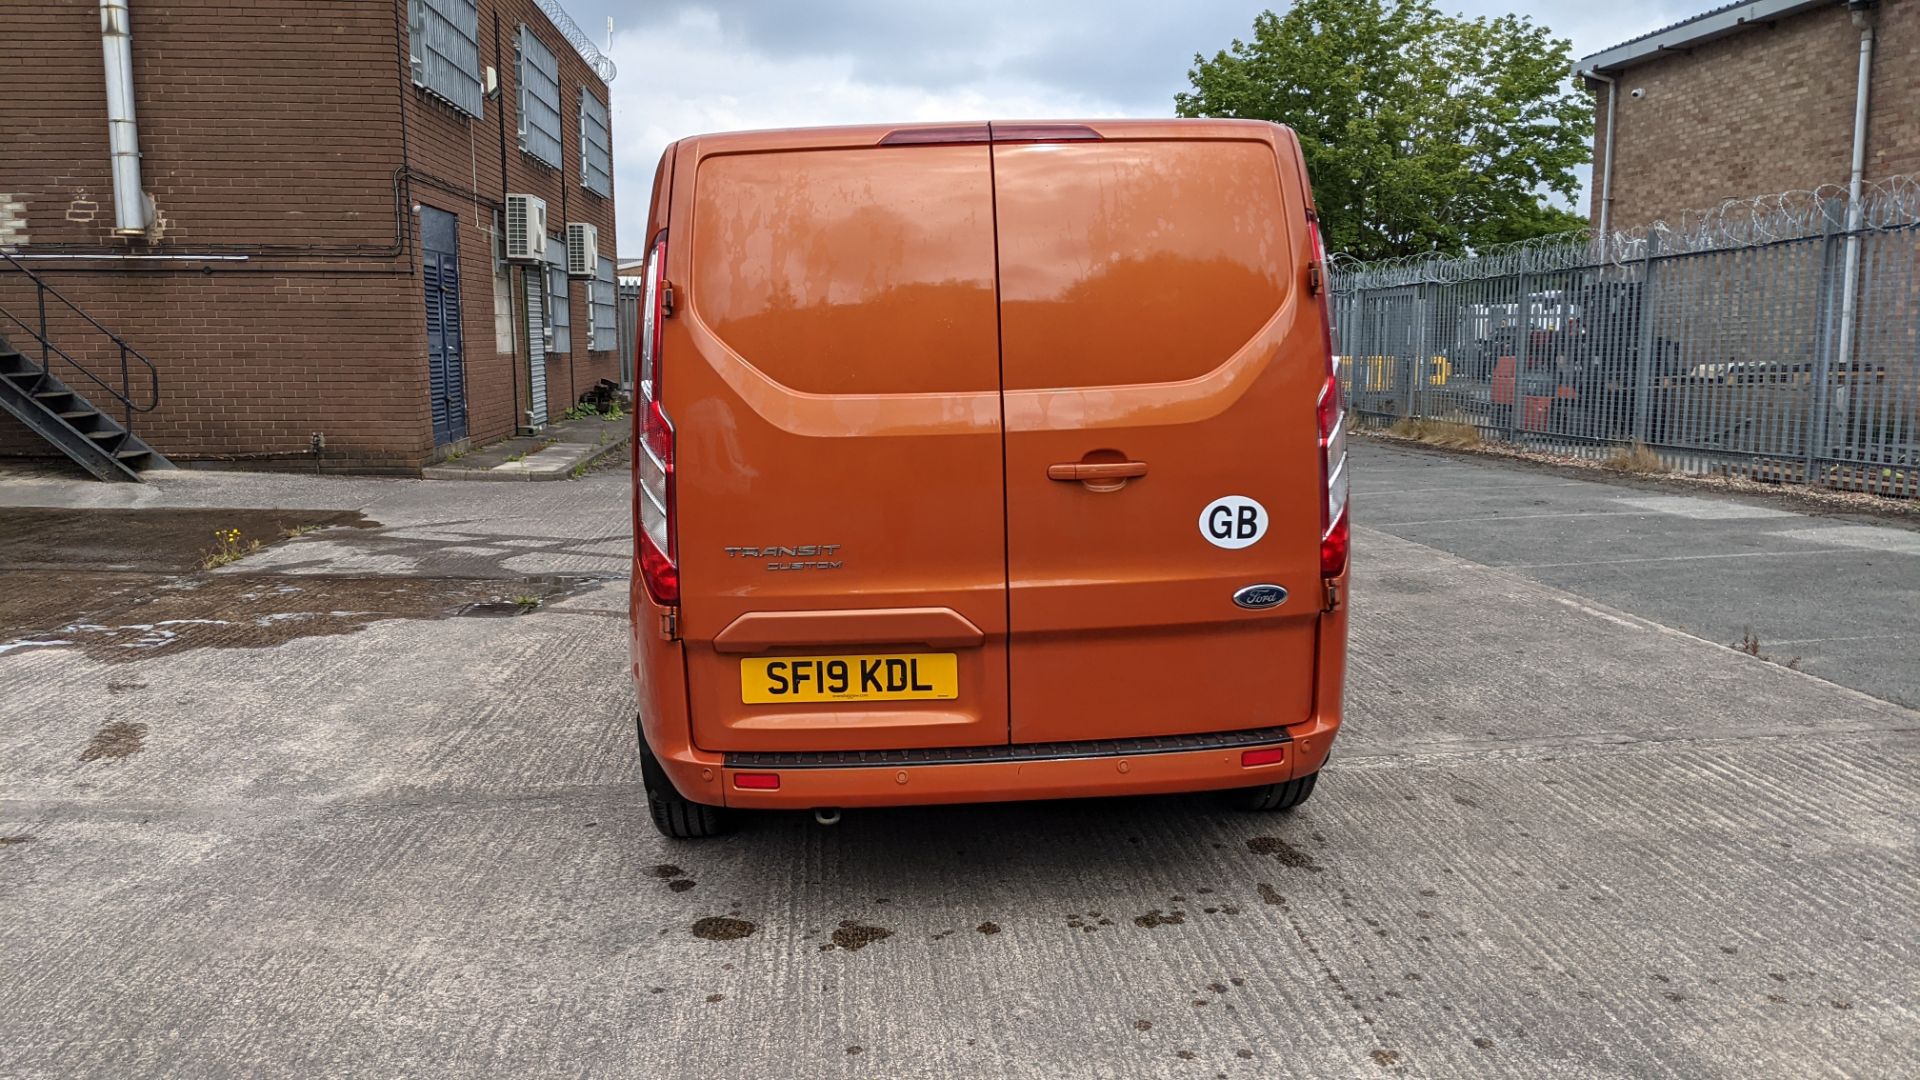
[615,275,640,389]
[1329,176,1920,497]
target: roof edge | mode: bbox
[1577,0,1836,75]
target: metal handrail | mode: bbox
[0,247,160,421]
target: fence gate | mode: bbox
[1334,285,1426,422]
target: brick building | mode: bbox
[1579,0,1919,232]
[0,0,620,474]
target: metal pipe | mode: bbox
[11,253,248,262]
[1580,69,1619,237]
[99,0,150,235]
[1833,5,1876,384]
[813,808,841,827]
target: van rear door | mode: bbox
[669,130,1009,752]
[992,123,1323,744]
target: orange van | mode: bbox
[629,119,1349,837]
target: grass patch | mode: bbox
[1732,625,1801,669]
[569,460,590,480]
[512,594,542,611]
[1604,440,1668,475]
[279,524,322,539]
[201,528,262,570]
[1388,418,1483,449]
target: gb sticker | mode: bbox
[1199,495,1268,549]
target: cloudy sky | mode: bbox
[549,0,1703,253]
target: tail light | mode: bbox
[1307,212,1349,577]
[636,233,678,604]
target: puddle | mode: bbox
[690,917,757,941]
[0,508,374,574]
[79,720,146,762]
[1247,836,1324,872]
[829,921,893,952]
[0,573,601,664]
[1132,909,1186,929]
[0,503,621,665]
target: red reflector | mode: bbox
[1321,505,1351,578]
[732,773,780,791]
[877,124,990,146]
[990,122,1102,143]
[1241,747,1286,767]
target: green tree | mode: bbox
[1175,0,1592,260]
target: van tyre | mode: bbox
[1225,770,1318,813]
[640,743,732,839]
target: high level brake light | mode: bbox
[1307,211,1349,578]
[636,232,678,604]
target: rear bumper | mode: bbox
[632,573,1349,811]
[645,713,1338,810]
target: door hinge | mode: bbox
[658,607,679,640]
[1307,260,1323,296]
[1323,580,1340,612]
[661,281,676,316]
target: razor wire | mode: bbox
[1329,174,1920,291]
[533,0,617,82]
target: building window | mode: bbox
[580,89,612,197]
[545,235,570,354]
[589,255,616,350]
[409,0,482,117]
[517,26,563,168]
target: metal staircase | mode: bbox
[0,249,168,481]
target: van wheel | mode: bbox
[1225,770,1318,813]
[640,743,732,839]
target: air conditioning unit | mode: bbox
[504,193,548,262]
[565,222,599,278]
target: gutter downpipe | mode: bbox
[1581,68,1619,239]
[1833,3,1876,392]
[100,0,151,236]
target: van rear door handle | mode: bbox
[1047,461,1148,482]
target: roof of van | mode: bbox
[675,118,1293,155]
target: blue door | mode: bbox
[421,207,468,446]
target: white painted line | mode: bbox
[1764,632,1917,647]
[1369,510,1654,527]
[1354,482,1592,497]
[1509,549,1888,570]
[1551,596,1647,631]
[1612,495,1797,520]
[1767,526,1920,556]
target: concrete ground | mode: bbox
[420,411,631,482]
[0,442,1915,1079]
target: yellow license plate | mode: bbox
[740,653,958,704]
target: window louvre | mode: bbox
[580,89,612,197]
[589,255,617,350]
[409,0,483,117]
[517,26,563,168]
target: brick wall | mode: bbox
[0,0,617,470]
[1590,0,1920,230]
[401,0,620,447]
